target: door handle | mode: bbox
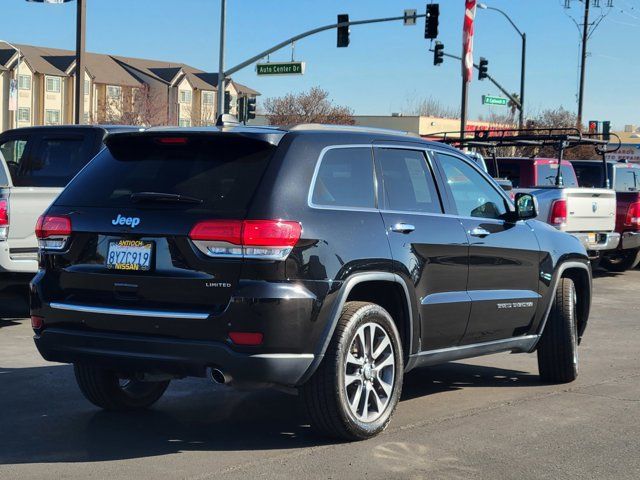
[391,223,415,234]
[469,226,491,238]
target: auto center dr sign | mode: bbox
[606,144,640,164]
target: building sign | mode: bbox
[8,79,17,111]
[482,95,507,106]
[256,62,305,76]
[606,144,640,164]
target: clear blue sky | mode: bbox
[2,0,639,129]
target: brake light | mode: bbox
[31,315,44,330]
[156,137,189,145]
[35,215,71,250]
[549,199,567,227]
[625,201,640,227]
[189,219,301,260]
[0,199,8,240]
[228,331,263,346]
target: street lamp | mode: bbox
[27,0,85,125]
[477,2,526,129]
[1,40,22,129]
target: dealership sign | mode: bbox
[256,62,305,76]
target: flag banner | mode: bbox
[8,79,17,112]
[462,0,477,83]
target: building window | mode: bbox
[178,118,191,127]
[17,108,30,122]
[84,79,90,95]
[45,109,61,125]
[107,85,122,100]
[18,75,31,91]
[45,76,61,93]
[179,90,192,104]
[202,91,214,105]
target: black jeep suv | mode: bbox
[31,125,591,440]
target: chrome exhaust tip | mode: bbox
[209,368,227,385]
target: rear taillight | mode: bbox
[35,215,72,251]
[625,201,640,227]
[189,219,301,261]
[549,199,567,227]
[0,199,8,240]
[31,315,44,330]
[228,331,264,346]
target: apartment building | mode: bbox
[0,42,260,132]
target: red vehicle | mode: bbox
[572,159,640,271]
[486,157,579,188]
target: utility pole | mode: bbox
[216,0,226,119]
[460,81,468,135]
[577,0,590,130]
[74,0,86,125]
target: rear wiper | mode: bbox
[130,191,203,204]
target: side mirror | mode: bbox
[514,192,538,220]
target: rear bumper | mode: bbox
[571,232,620,252]
[620,231,640,250]
[34,327,314,387]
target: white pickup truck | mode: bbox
[489,157,619,257]
[0,125,138,296]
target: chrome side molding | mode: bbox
[49,302,210,320]
[406,335,539,371]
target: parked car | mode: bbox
[487,157,618,259]
[31,125,592,441]
[572,159,640,271]
[0,125,139,296]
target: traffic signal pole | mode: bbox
[216,0,226,119]
[218,12,427,87]
[577,0,590,130]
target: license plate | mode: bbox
[588,233,596,244]
[106,240,154,271]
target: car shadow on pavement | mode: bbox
[0,361,538,465]
[401,362,539,401]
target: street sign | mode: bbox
[404,9,417,26]
[256,62,305,76]
[482,94,507,106]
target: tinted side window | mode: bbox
[436,152,508,219]
[18,136,90,187]
[615,166,640,192]
[312,148,375,209]
[376,148,442,213]
[0,137,29,184]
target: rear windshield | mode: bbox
[614,166,640,192]
[535,163,578,187]
[55,134,275,215]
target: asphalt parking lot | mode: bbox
[1,269,639,480]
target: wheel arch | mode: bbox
[530,261,592,351]
[297,272,415,385]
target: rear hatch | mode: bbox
[41,132,278,339]
[563,188,616,233]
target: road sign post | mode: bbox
[256,62,306,76]
[482,94,508,106]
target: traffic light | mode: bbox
[247,97,257,120]
[478,57,489,80]
[224,91,232,114]
[425,3,439,39]
[602,120,611,140]
[588,120,598,134]
[433,41,444,66]
[337,14,350,48]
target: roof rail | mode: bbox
[288,123,420,137]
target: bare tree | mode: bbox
[402,95,458,119]
[109,85,168,126]
[264,87,354,126]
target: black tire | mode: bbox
[600,248,640,272]
[537,277,579,384]
[74,364,170,411]
[302,301,404,441]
